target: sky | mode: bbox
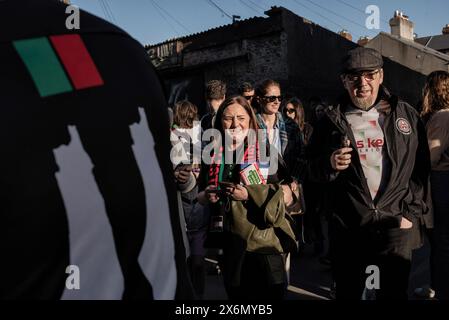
[71,0,449,46]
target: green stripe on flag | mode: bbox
[14,37,73,97]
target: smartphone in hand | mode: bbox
[218,181,236,189]
[176,164,192,172]
[341,134,350,148]
[205,187,227,198]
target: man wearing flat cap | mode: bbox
[307,47,432,299]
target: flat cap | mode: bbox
[343,47,383,73]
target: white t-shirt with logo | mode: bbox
[346,105,386,200]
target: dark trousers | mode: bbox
[224,252,287,300]
[187,255,206,299]
[331,220,415,300]
[430,170,449,300]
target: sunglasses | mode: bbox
[345,70,379,83]
[285,108,296,114]
[262,95,283,103]
[243,95,254,100]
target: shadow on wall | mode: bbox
[382,57,426,110]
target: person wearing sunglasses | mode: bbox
[283,97,326,258]
[238,81,256,112]
[283,97,313,146]
[254,79,304,182]
[307,47,431,299]
[254,80,305,287]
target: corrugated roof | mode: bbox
[145,11,283,51]
[415,34,449,52]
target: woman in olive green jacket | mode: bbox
[198,95,299,300]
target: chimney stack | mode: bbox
[357,36,370,46]
[443,24,449,35]
[339,30,353,42]
[389,10,414,41]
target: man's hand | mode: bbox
[204,185,220,203]
[281,184,294,207]
[174,165,192,184]
[330,146,353,171]
[224,184,248,201]
[400,217,413,229]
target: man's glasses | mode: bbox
[263,95,283,102]
[285,108,296,114]
[243,95,254,100]
[345,70,379,83]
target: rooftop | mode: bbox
[378,32,449,62]
[415,33,449,52]
[145,6,323,52]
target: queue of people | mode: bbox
[170,47,449,300]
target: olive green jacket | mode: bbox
[219,183,297,287]
[227,183,297,254]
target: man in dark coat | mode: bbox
[307,47,432,299]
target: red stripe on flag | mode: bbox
[50,34,104,90]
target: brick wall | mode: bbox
[176,32,288,95]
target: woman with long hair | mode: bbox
[198,95,298,300]
[254,79,304,181]
[420,70,449,300]
[283,97,313,146]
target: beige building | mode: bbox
[364,11,449,75]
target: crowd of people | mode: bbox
[170,47,449,300]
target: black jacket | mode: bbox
[307,87,432,230]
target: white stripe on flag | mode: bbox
[130,108,177,300]
[54,109,177,299]
[55,126,124,300]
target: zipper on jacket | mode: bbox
[373,206,379,222]
[371,109,394,209]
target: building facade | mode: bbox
[146,7,356,114]
[147,7,441,114]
